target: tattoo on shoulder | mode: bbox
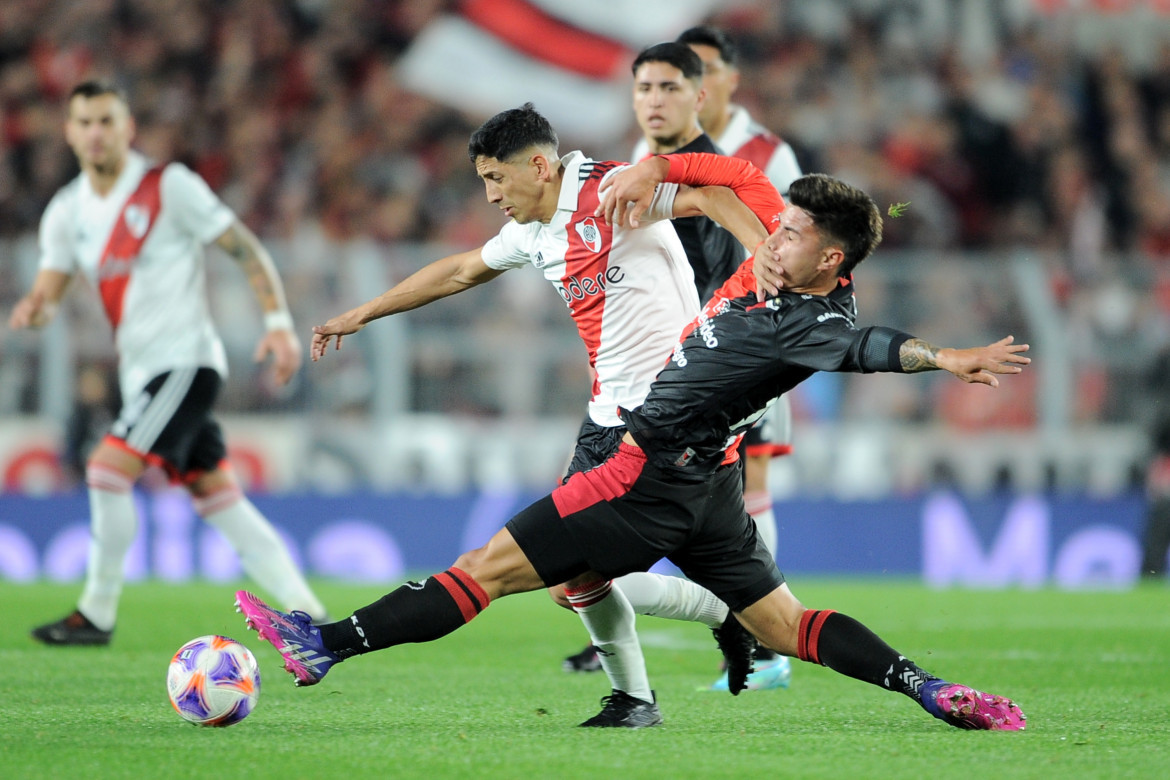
[899,338,940,372]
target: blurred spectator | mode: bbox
[1140,412,1170,579]
[2,0,1170,429]
[60,362,119,486]
[1140,348,1170,579]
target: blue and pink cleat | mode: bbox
[921,680,1026,731]
[235,590,339,687]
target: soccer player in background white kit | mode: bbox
[8,80,327,645]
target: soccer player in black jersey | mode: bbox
[559,41,798,694]
[237,168,1029,731]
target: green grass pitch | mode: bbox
[3,579,1168,779]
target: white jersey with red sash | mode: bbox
[38,150,236,398]
[480,151,700,428]
[715,106,802,195]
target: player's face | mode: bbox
[475,154,548,224]
[687,44,739,132]
[633,61,705,151]
[65,94,135,175]
[764,206,843,293]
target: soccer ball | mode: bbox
[167,635,260,726]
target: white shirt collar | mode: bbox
[555,150,588,214]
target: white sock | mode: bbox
[196,490,327,620]
[614,572,728,628]
[566,581,653,703]
[744,490,778,557]
[77,465,138,631]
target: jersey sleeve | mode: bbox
[481,220,536,270]
[162,163,236,244]
[38,191,77,273]
[775,303,911,374]
[661,153,785,231]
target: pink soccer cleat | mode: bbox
[922,681,1026,731]
[235,590,339,687]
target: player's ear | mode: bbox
[695,85,708,114]
[531,151,554,181]
[821,246,845,272]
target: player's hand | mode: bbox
[310,309,365,362]
[254,328,302,386]
[752,232,783,300]
[8,290,52,330]
[596,156,670,228]
[938,336,1031,387]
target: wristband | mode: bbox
[263,309,295,332]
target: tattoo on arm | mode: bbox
[899,338,941,373]
[217,223,279,310]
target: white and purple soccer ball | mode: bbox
[167,635,260,726]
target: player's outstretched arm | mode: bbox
[215,220,301,386]
[672,185,769,251]
[310,247,503,362]
[900,335,1031,387]
[8,270,71,330]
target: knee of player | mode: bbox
[185,466,238,498]
[451,545,509,597]
[547,583,573,609]
[453,536,543,599]
[84,450,141,493]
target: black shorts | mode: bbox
[562,416,626,481]
[507,443,785,612]
[109,367,227,480]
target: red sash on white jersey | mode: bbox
[98,165,165,328]
[563,164,617,401]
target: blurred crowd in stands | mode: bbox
[2,0,1170,432]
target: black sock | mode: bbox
[796,609,938,702]
[318,568,490,659]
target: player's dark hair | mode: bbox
[69,80,130,106]
[787,173,883,277]
[676,26,738,67]
[631,42,704,84]
[467,103,558,163]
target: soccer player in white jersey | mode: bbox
[8,80,327,645]
[309,103,775,727]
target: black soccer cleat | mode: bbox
[754,644,781,662]
[711,612,755,695]
[562,644,603,673]
[31,610,112,646]
[579,689,663,728]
